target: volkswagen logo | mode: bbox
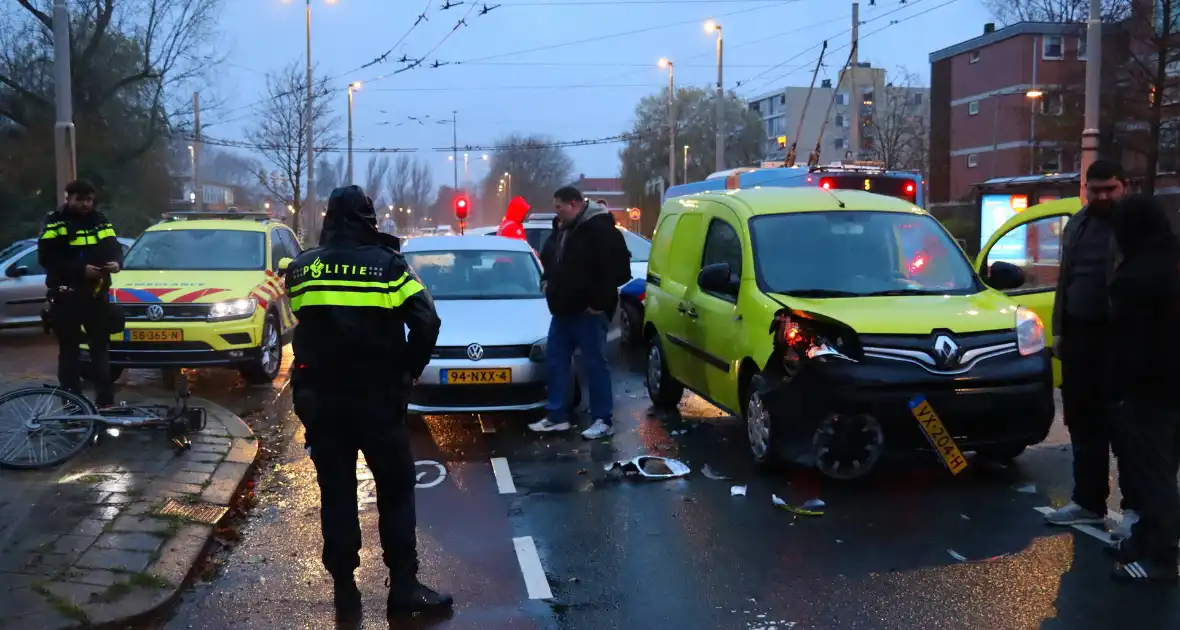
[465,343,484,361]
[146,305,165,321]
[932,335,961,367]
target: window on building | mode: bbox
[969,50,980,64]
[1040,148,1062,173]
[862,136,874,150]
[862,90,874,106]
[780,94,786,105]
[750,101,761,113]
[968,100,980,115]
[1159,123,1179,174]
[1078,34,1087,59]
[1043,35,1064,59]
[834,138,845,150]
[911,92,923,106]
[834,114,844,127]
[967,154,979,168]
[1040,92,1064,116]
[836,92,848,106]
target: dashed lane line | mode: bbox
[491,457,517,494]
[1033,506,1116,545]
[512,536,554,600]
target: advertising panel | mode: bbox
[980,194,1029,264]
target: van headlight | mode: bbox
[529,339,547,363]
[1015,306,1046,356]
[208,297,258,322]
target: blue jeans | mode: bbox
[545,312,613,423]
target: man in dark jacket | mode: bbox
[285,186,450,622]
[37,179,123,407]
[1044,159,1139,533]
[1103,194,1180,582]
[529,187,631,439]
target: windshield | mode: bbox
[123,230,266,271]
[405,249,543,300]
[621,229,651,262]
[750,211,979,297]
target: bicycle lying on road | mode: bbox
[0,371,207,470]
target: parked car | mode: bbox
[0,237,134,329]
[642,186,1055,480]
[400,235,578,414]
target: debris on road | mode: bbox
[604,455,690,479]
[960,513,971,520]
[1013,483,1037,493]
[801,498,825,510]
[702,464,732,480]
[670,428,688,436]
[731,485,747,496]
[946,549,968,561]
[772,494,824,516]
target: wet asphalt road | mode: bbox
[111,335,1176,630]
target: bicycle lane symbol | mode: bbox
[357,459,448,509]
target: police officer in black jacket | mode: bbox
[1105,194,1180,582]
[285,186,450,622]
[37,179,123,407]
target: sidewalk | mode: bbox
[0,379,258,629]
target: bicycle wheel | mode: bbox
[0,387,98,469]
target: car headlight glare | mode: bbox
[208,297,258,321]
[1015,306,1046,356]
[529,339,547,363]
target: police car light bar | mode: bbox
[161,211,272,221]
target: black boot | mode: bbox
[386,579,454,617]
[333,577,362,624]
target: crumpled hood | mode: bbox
[773,291,1020,335]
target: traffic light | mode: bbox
[453,193,469,220]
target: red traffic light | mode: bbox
[905,182,915,194]
[453,194,470,220]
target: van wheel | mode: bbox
[241,313,282,384]
[645,337,683,407]
[744,373,782,468]
[619,302,643,347]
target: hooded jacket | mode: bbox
[497,196,529,240]
[287,186,440,390]
[1107,194,1180,403]
[539,201,631,316]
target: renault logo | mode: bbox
[933,335,961,367]
[146,305,165,321]
[465,343,484,361]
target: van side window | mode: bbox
[701,218,742,296]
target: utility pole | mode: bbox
[193,92,203,211]
[452,110,459,189]
[52,0,76,202]
[1080,0,1102,201]
[304,0,315,241]
[849,2,860,162]
[712,25,725,172]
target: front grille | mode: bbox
[859,329,1015,352]
[859,329,1018,374]
[120,303,211,321]
[410,383,546,407]
[110,341,214,351]
[431,345,532,360]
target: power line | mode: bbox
[177,128,658,154]
[499,0,785,4]
[369,83,654,92]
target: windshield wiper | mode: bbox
[862,289,946,296]
[779,289,860,298]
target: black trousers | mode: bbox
[1061,319,1137,514]
[293,385,418,583]
[1114,399,1180,567]
[53,294,114,406]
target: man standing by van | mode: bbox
[1044,159,1138,535]
[529,188,631,439]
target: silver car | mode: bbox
[402,235,573,414]
[0,237,135,329]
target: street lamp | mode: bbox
[705,19,724,171]
[658,58,676,187]
[683,145,689,183]
[346,81,362,184]
[503,171,512,199]
[989,88,1044,178]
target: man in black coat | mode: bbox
[1104,194,1180,582]
[529,187,631,439]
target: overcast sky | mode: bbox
[205,0,995,183]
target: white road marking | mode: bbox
[490,457,517,494]
[477,414,496,434]
[1033,506,1115,544]
[512,536,554,599]
[414,460,447,489]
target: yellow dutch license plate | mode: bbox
[442,368,511,385]
[908,395,968,475]
[129,329,183,343]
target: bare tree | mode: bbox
[866,69,929,173]
[479,134,574,225]
[364,156,391,205]
[408,158,434,219]
[247,61,339,232]
[983,0,1129,24]
[385,155,433,230]
[315,155,345,198]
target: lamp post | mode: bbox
[989,88,1043,178]
[683,145,689,183]
[1080,0,1102,201]
[658,58,676,187]
[52,0,76,201]
[504,172,512,199]
[346,81,361,184]
[705,19,724,172]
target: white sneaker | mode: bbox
[1111,510,1140,539]
[528,418,570,433]
[581,419,615,439]
[1044,502,1106,526]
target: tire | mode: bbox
[241,313,283,384]
[619,301,644,347]
[0,387,97,469]
[975,443,1027,461]
[645,336,684,407]
[743,373,782,468]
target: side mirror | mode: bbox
[5,265,29,278]
[986,261,1026,291]
[278,257,293,272]
[698,262,735,294]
